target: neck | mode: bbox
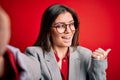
[53,46,69,59]
[0,56,5,77]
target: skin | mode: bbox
[51,12,75,69]
[0,7,11,77]
[50,11,111,68]
[0,7,11,56]
[93,48,111,60]
[51,12,75,58]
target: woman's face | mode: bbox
[50,11,75,48]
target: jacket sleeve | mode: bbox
[88,57,108,80]
[6,45,41,80]
[77,46,108,80]
[24,47,41,80]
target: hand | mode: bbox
[92,48,111,60]
[0,6,11,55]
[0,6,10,28]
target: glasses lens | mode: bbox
[56,24,65,33]
[69,23,75,30]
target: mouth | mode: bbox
[61,36,72,42]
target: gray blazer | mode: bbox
[25,46,107,80]
[6,45,40,80]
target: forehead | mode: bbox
[54,11,73,23]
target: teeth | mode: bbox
[62,36,72,43]
[62,36,71,40]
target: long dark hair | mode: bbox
[34,4,79,52]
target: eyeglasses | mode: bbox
[52,22,75,34]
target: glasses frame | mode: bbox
[52,21,75,34]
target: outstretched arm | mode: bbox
[92,48,111,60]
[0,6,11,77]
[89,48,111,80]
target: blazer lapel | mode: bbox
[44,49,62,80]
[69,47,81,80]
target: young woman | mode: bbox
[25,4,111,80]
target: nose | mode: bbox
[64,25,72,33]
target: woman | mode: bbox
[25,4,111,80]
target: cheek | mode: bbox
[51,33,61,41]
[72,30,75,35]
[51,30,62,42]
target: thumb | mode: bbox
[106,48,111,56]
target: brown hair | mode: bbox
[34,4,79,52]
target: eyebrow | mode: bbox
[53,20,74,25]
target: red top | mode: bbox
[54,50,70,80]
[1,49,20,80]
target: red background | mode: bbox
[0,0,120,80]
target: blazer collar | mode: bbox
[44,47,81,80]
[44,48,62,80]
[69,47,81,80]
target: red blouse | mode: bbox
[54,50,70,80]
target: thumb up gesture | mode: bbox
[92,48,111,60]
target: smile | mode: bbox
[62,36,72,42]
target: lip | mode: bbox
[62,36,72,42]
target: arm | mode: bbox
[88,48,111,80]
[89,58,108,80]
[6,45,41,80]
[24,47,41,80]
[0,6,10,77]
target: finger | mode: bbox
[96,56,100,60]
[98,48,106,53]
[92,53,99,59]
[105,48,111,55]
[98,48,110,57]
[93,51,105,58]
[95,49,104,54]
[92,53,97,57]
[94,49,105,56]
[92,53,102,60]
[93,51,100,56]
[95,49,101,53]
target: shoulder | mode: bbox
[75,46,92,58]
[25,46,43,54]
[76,46,92,54]
[6,45,23,54]
[6,45,33,80]
[25,46,43,52]
[6,45,32,64]
[6,45,24,60]
[25,46,44,58]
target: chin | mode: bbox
[63,43,72,47]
